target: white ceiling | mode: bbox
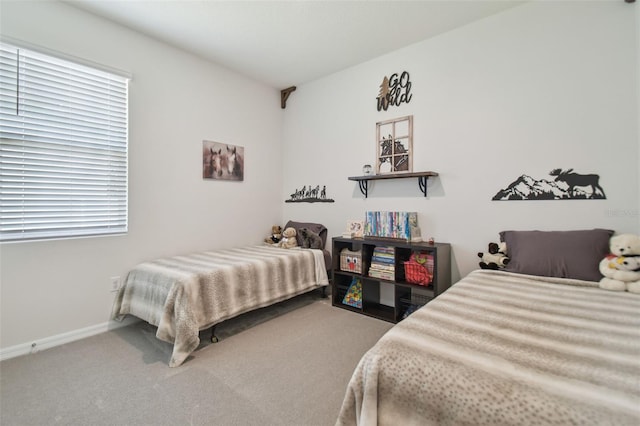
[65,0,526,89]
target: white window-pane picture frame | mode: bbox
[376,115,413,174]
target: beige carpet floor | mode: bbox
[0,290,393,426]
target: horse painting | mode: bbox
[202,140,244,181]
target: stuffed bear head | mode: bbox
[281,227,296,240]
[265,225,283,244]
[478,242,509,270]
[609,233,640,257]
[298,227,323,249]
[598,235,640,292]
[278,227,298,249]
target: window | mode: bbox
[0,42,129,242]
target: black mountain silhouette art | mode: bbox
[492,169,606,201]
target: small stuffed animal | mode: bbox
[609,233,640,257]
[299,227,323,249]
[598,233,640,293]
[278,227,298,249]
[478,242,509,270]
[264,225,283,245]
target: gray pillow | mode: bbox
[499,229,613,282]
[284,220,327,249]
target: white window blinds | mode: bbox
[0,42,129,242]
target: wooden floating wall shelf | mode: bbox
[348,171,438,198]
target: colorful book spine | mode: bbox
[364,211,418,240]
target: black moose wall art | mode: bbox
[492,168,606,200]
[286,185,335,203]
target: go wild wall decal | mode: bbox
[492,168,606,201]
[376,71,412,112]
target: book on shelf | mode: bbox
[368,269,395,280]
[369,263,395,272]
[371,249,394,265]
[371,255,394,264]
[364,211,420,241]
[373,247,394,253]
[373,246,394,254]
[366,244,397,280]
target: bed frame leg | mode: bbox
[210,325,219,343]
[321,285,328,298]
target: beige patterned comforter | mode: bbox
[336,269,640,425]
[112,245,328,367]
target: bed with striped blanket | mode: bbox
[336,269,640,425]
[112,245,328,367]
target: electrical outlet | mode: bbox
[110,276,120,292]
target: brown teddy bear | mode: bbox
[278,227,298,249]
[264,225,283,245]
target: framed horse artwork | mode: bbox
[202,140,244,181]
[376,115,413,175]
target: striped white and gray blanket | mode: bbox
[112,245,328,367]
[336,269,640,426]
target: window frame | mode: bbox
[0,41,130,243]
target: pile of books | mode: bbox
[368,246,395,280]
[364,211,418,241]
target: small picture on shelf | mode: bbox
[346,220,364,238]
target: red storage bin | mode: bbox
[404,252,433,286]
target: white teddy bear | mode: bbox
[599,233,640,294]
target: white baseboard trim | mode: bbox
[0,317,140,362]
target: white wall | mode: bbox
[0,1,284,350]
[282,0,639,282]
